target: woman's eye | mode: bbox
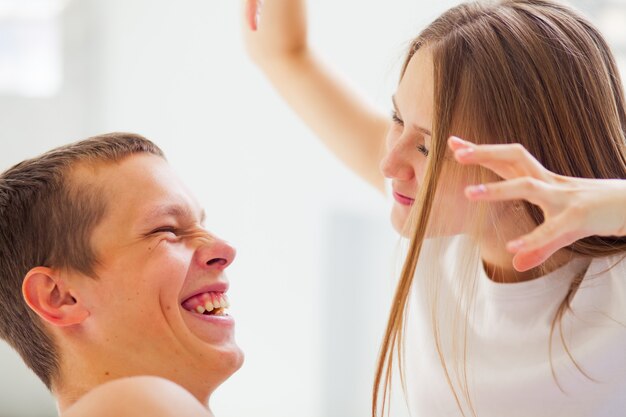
[391,111,404,126]
[417,144,430,157]
[390,110,428,156]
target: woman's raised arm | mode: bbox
[243,0,389,192]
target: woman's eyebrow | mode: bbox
[391,95,432,137]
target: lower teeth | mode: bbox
[197,308,225,316]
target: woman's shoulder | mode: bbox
[61,376,212,417]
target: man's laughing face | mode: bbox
[66,153,243,398]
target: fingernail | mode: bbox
[256,0,263,26]
[455,148,474,159]
[449,136,467,146]
[466,184,487,197]
[507,239,525,252]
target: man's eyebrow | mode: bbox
[142,204,206,225]
[391,95,432,137]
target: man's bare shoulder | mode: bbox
[61,376,212,417]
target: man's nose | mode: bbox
[195,238,236,271]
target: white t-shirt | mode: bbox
[405,235,626,417]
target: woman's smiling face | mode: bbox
[381,47,470,238]
[71,153,243,398]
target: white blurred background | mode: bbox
[0,1,624,416]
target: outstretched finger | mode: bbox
[246,0,261,31]
[448,136,472,152]
[512,248,551,272]
[464,177,553,208]
[450,136,548,180]
[512,236,576,272]
[507,216,584,270]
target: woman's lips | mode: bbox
[393,191,415,206]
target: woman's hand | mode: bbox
[448,136,626,272]
[242,0,308,62]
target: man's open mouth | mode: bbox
[181,292,230,317]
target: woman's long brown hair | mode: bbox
[373,1,626,416]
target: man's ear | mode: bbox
[22,267,90,327]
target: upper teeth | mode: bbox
[183,291,229,314]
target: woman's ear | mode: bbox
[22,267,89,327]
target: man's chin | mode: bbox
[198,343,244,390]
[216,345,245,375]
[178,306,243,371]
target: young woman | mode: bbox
[243,1,626,416]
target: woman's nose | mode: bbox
[195,237,236,271]
[379,140,415,181]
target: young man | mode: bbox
[0,133,243,416]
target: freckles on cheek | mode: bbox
[146,237,167,253]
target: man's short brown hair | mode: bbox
[0,133,164,389]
